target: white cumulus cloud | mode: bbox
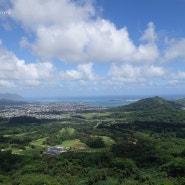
[140,22,157,43]
[3,0,185,95]
[0,80,15,88]
[163,38,185,62]
[108,64,165,82]
[0,46,54,86]
[10,0,159,63]
[60,63,97,80]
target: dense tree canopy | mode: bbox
[1,97,185,184]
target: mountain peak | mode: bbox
[0,93,23,100]
[116,96,181,112]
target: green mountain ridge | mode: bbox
[114,96,182,112]
[108,96,185,124]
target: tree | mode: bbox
[162,158,185,177]
[86,137,105,148]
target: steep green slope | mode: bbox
[108,96,185,123]
[113,96,182,113]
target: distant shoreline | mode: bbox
[24,94,185,107]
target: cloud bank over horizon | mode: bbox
[1,0,185,96]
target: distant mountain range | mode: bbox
[0,93,27,106]
[0,93,23,100]
[0,99,28,106]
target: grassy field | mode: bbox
[74,112,110,119]
[31,137,47,147]
[100,136,115,146]
[3,131,36,137]
[7,148,24,155]
[61,139,87,149]
[59,127,75,135]
[2,128,115,155]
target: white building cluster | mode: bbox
[0,103,107,119]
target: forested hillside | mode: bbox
[1,96,185,184]
[112,96,182,111]
[109,96,185,123]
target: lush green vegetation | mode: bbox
[1,96,185,184]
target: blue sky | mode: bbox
[1,0,185,97]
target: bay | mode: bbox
[25,94,184,107]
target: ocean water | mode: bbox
[26,95,142,107]
[25,94,184,107]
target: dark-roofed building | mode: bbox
[45,146,68,155]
